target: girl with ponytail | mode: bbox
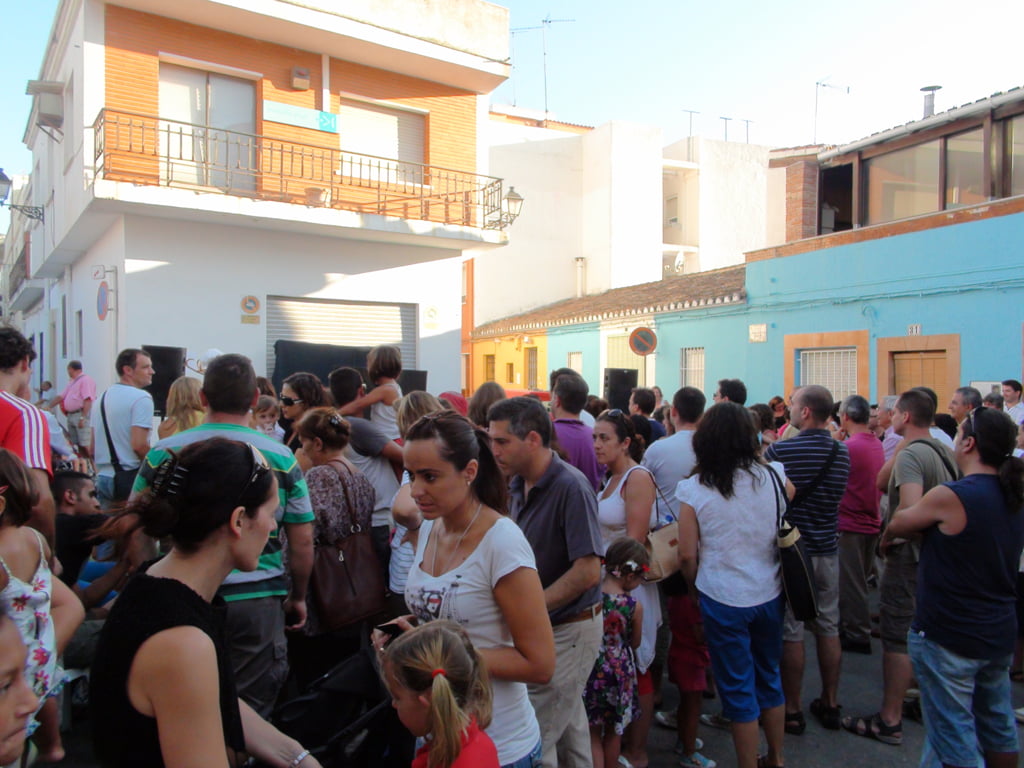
[382,620,497,768]
[381,410,554,768]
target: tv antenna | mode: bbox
[511,15,575,120]
[814,77,850,144]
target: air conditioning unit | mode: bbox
[26,81,65,130]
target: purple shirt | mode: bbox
[553,418,602,492]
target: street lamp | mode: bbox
[485,185,525,229]
[0,169,45,223]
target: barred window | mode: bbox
[484,355,496,382]
[798,348,857,402]
[680,347,705,391]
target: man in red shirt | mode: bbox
[0,327,56,544]
[58,360,97,458]
[837,394,885,655]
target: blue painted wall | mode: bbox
[546,323,602,389]
[551,211,1024,404]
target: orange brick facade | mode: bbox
[102,6,478,201]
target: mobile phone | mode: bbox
[374,622,404,638]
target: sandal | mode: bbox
[840,712,902,746]
[783,710,805,735]
[810,697,842,730]
[757,757,784,768]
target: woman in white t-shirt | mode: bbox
[387,411,555,768]
[676,402,794,768]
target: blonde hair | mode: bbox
[395,391,444,439]
[384,621,492,768]
[164,376,204,434]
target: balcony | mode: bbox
[4,248,44,312]
[92,109,507,229]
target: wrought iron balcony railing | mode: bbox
[92,109,506,229]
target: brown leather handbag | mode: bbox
[309,460,386,632]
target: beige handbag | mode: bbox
[643,483,681,583]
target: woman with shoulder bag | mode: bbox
[290,407,377,687]
[676,403,795,768]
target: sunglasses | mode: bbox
[279,395,304,407]
[600,408,626,420]
[234,442,271,508]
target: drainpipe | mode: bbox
[575,257,586,298]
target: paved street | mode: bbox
[50,630,1024,768]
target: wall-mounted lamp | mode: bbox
[484,186,525,230]
[291,66,311,91]
[0,169,44,222]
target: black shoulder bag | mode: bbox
[99,391,139,502]
[767,464,820,621]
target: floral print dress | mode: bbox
[583,592,641,734]
[0,528,62,734]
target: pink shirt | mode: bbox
[838,431,885,534]
[60,373,97,413]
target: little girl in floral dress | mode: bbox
[583,538,647,768]
[0,449,83,762]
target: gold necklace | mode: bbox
[431,502,483,575]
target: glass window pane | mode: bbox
[1010,115,1024,196]
[945,128,985,208]
[865,140,940,225]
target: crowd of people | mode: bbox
[0,322,1023,768]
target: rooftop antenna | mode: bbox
[512,15,574,121]
[682,109,699,137]
[720,116,732,142]
[920,85,942,118]
[741,118,754,144]
[814,77,851,144]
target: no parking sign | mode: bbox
[628,327,657,356]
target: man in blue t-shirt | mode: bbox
[765,384,850,733]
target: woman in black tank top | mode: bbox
[90,438,323,768]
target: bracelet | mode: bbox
[288,749,310,768]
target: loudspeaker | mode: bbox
[603,368,638,412]
[142,345,187,417]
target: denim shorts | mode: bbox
[699,592,785,723]
[908,630,1019,767]
[501,740,542,768]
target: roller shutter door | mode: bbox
[266,296,417,378]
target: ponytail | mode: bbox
[999,455,1024,512]
[472,427,508,514]
[383,621,492,768]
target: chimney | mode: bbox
[920,85,942,118]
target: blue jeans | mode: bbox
[501,740,542,768]
[908,630,1019,767]
[699,592,785,723]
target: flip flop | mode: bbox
[784,710,805,735]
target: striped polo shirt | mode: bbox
[765,429,850,556]
[133,422,314,601]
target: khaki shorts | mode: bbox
[66,412,92,448]
[879,543,918,653]
[783,553,840,641]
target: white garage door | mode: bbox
[266,295,417,378]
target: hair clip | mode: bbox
[152,454,189,498]
[329,413,344,428]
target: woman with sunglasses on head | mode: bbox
[387,410,554,768]
[885,408,1024,768]
[280,372,327,461]
[90,438,323,768]
[591,409,661,768]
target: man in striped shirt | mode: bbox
[765,384,850,733]
[0,327,56,545]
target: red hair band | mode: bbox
[432,668,446,679]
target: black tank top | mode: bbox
[91,572,245,767]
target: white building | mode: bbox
[6,0,512,399]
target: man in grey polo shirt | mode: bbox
[488,397,603,768]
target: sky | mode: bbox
[2,0,1023,230]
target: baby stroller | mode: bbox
[269,646,415,768]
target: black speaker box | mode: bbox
[603,368,638,412]
[142,345,187,417]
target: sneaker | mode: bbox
[673,738,704,754]
[655,709,678,729]
[680,751,717,768]
[700,712,732,730]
